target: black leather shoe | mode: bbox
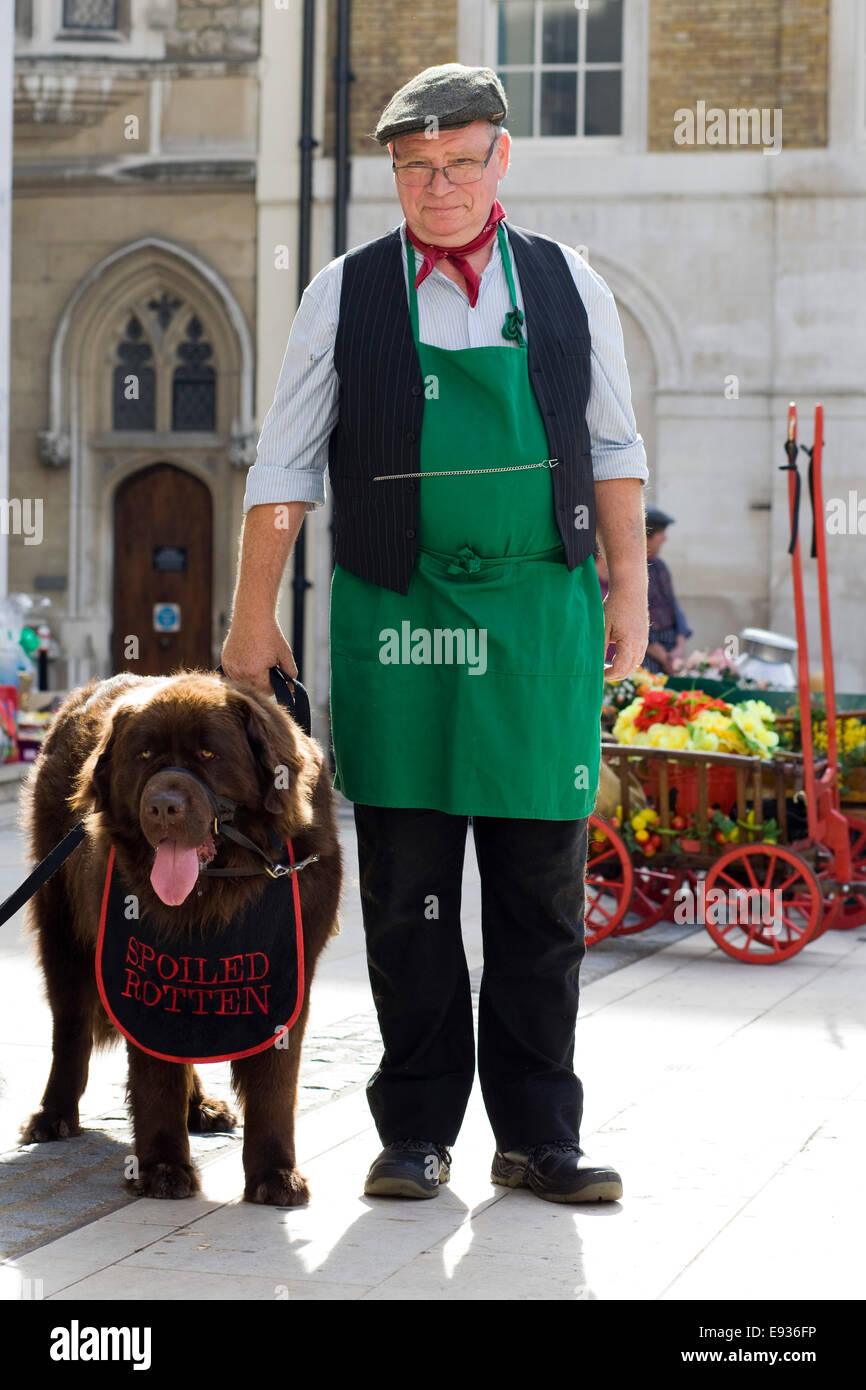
[364,1139,452,1199]
[491,1140,622,1203]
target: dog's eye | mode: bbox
[199,749,215,760]
[137,750,152,761]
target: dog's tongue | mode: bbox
[150,840,200,905]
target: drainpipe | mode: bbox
[330,0,352,568]
[292,0,318,680]
[333,0,353,259]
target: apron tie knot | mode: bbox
[502,307,525,343]
[447,546,482,576]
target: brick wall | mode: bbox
[323,0,458,157]
[648,0,829,151]
[165,1,260,61]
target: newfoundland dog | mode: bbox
[19,669,342,1206]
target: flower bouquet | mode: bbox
[611,692,780,816]
[612,691,779,757]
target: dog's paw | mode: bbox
[244,1168,310,1207]
[188,1096,238,1134]
[129,1162,201,1200]
[20,1111,82,1144]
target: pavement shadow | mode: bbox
[0,1119,243,1261]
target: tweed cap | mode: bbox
[646,507,676,529]
[374,63,508,146]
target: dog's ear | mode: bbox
[234,692,316,826]
[68,708,128,817]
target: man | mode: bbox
[222,64,649,1204]
[643,507,693,674]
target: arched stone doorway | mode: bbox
[112,464,213,675]
[38,237,256,688]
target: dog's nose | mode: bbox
[143,788,189,833]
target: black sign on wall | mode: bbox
[152,546,187,573]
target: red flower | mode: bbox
[631,688,732,733]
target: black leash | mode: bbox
[779,433,802,556]
[799,443,818,560]
[0,821,87,931]
[215,664,312,738]
[0,666,315,929]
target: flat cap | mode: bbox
[645,507,676,530]
[374,63,508,147]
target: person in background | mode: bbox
[643,507,692,675]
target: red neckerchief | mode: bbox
[406,200,506,308]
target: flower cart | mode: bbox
[586,403,865,961]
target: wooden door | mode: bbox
[112,464,213,676]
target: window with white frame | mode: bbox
[62,0,119,31]
[15,0,162,57]
[496,0,624,137]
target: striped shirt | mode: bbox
[243,220,649,514]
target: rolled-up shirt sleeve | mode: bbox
[242,264,341,514]
[561,247,649,485]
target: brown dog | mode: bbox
[19,669,342,1205]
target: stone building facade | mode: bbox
[9,0,866,700]
[12,0,260,686]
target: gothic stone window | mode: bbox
[172,316,216,432]
[496,0,623,137]
[110,303,217,433]
[112,315,155,431]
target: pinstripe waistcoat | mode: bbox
[329,222,594,595]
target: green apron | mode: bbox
[329,224,605,820]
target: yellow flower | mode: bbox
[612,700,642,743]
[691,726,721,752]
[655,725,689,750]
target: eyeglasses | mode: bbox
[392,134,499,187]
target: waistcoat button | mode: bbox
[406,528,416,538]
[411,385,423,396]
[405,430,416,443]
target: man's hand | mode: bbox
[604,584,650,681]
[221,616,297,697]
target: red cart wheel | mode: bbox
[702,844,821,963]
[614,864,682,935]
[585,814,633,946]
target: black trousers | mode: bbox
[353,804,589,1152]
